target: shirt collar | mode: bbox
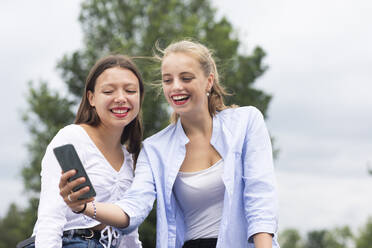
[175,118,189,145]
[212,113,232,159]
[175,112,232,159]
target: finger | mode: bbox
[59,170,76,189]
[59,178,75,198]
[60,176,86,198]
[67,185,90,202]
[64,189,94,207]
[68,176,86,191]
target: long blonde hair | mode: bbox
[155,39,231,122]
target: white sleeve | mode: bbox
[34,138,69,248]
[116,227,142,248]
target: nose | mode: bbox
[114,90,127,104]
[172,78,183,91]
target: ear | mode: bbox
[206,73,214,92]
[87,90,95,107]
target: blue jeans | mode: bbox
[25,235,117,248]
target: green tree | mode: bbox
[367,161,372,176]
[280,226,354,248]
[0,204,26,248]
[304,227,353,248]
[0,200,38,248]
[355,217,372,248]
[1,0,272,247]
[279,228,304,248]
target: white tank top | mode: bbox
[173,160,225,241]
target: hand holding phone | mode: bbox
[53,144,96,200]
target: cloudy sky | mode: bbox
[1,0,371,235]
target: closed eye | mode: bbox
[182,77,193,82]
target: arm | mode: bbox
[253,233,273,248]
[59,146,157,232]
[59,170,129,228]
[242,108,278,244]
[35,144,69,248]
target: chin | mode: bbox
[174,110,192,118]
[110,120,131,129]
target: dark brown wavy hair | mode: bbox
[75,55,144,166]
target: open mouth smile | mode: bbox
[111,107,130,118]
[171,94,190,105]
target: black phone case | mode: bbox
[53,144,96,200]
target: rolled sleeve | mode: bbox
[242,108,278,242]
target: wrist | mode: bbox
[72,203,87,214]
[253,232,273,248]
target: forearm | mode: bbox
[83,202,130,228]
[253,232,273,248]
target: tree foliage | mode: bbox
[279,228,303,248]
[355,218,372,248]
[367,161,372,176]
[0,199,38,248]
[22,81,75,194]
[1,0,272,247]
[280,226,355,248]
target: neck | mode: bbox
[180,110,213,138]
[82,123,123,150]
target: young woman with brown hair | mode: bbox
[25,55,144,248]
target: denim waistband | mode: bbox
[63,228,101,240]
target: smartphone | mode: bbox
[53,144,96,200]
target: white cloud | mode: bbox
[277,171,372,233]
[0,179,27,217]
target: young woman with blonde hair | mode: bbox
[60,40,280,248]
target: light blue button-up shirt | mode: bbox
[117,106,280,247]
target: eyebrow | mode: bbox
[101,81,138,87]
[162,72,194,77]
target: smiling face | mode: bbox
[161,52,213,119]
[88,67,140,130]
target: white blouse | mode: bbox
[32,124,141,248]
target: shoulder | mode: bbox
[41,124,83,169]
[217,106,264,125]
[47,124,87,149]
[53,124,83,139]
[143,122,177,145]
[138,123,179,163]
